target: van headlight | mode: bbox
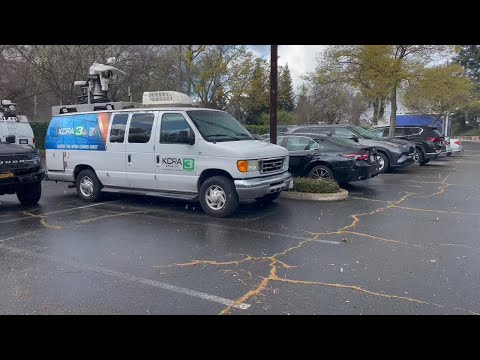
[237,160,259,173]
[284,156,289,169]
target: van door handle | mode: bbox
[156,155,160,164]
[128,154,131,163]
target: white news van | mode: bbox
[0,100,35,147]
[45,91,292,217]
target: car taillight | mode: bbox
[341,153,369,161]
[454,140,461,145]
[32,138,36,147]
[426,137,443,143]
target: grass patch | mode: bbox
[290,177,340,194]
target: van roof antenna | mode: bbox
[73,59,126,105]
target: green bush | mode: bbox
[455,128,480,136]
[245,125,269,135]
[30,122,49,150]
[291,177,340,194]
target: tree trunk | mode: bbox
[388,86,397,138]
[372,97,385,126]
[378,97,385,123]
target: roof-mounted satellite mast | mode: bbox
[52,57,139,115]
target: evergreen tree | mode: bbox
[455,45,480,93]
[278,64,295,112]
[244,59,269,124]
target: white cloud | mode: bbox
[278,45,326,91]
[248,45,326,92]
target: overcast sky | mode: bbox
[248,45,326,91]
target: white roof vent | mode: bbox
[142,91,193,106]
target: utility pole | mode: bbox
[34,95,37,122]
[270,45,278,144]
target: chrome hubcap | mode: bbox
[205,185,227,210]
[80,176,94,197]
[413,151,420,163]
[311,167,331,180]
[378,157,385,171]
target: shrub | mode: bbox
[457,128,480,136]
[245,125,269,135]
[30,122,49,150]
[291,177,340,194]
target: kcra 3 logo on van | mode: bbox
[161,158,195,171]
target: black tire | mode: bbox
[446,152,452,157]
[308,164,334,180]
[76,169,102,202]
[16,181,42,206]
[255,192,281,206]
[199,176,239,217]
[377,152,390,173]
[421,159,431,165]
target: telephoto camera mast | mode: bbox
[51,57,140,115]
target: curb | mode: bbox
[280,189,348,201]
[454,136,480,142]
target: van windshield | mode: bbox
[186,110,254,142]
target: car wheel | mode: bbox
[255,192,281,206]
[199,176,239,217]
[446,152,452,157]
[308,165,334,180]
[16,181,42,206]
[377,152,390,173]
[76,169,103,202]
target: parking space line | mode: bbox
[0,243,251,311]
[0,201,118,224]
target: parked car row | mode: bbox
[260,123,451,186]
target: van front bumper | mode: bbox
[235,172,293,200]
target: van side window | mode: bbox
[160,113,194,144]
[109,114,129,143]
[128,113,155,143]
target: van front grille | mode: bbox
[260,157,284,174]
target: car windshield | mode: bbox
[352,126,376,139]
[186,110,254,142]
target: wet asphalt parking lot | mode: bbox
[1,142,479,315]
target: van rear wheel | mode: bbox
[199,176,238,217]
[76,169,102,202]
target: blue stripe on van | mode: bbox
[45,113,106,151]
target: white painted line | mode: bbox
[0,243,250,311]
[0,201,117,224]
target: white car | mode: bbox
[446,137,464,156]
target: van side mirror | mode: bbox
[349,134,359,142]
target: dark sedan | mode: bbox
[276,133,380,184]
[286,124,416,173]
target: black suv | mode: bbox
[373,125,446,165]
[0,140,44,205]
[286,124,416,173]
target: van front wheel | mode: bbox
[76,169,102,202]
[199,176,238,217]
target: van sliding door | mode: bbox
[125,112,157,189]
